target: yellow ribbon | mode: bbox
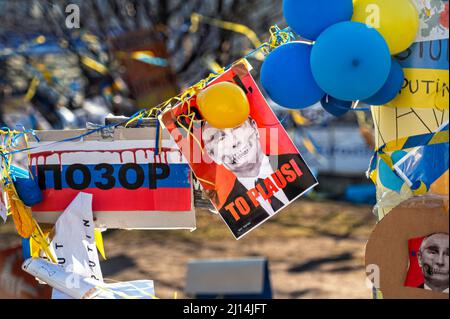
[31,220,57,263]
[190,13,262,49]
[1,132,56,263]
[80,56,108,75]
[24,77,40,102]
[94,229,106,260]
[290,111,310,126]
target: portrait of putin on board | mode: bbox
[161,62,318,238]
[417,233,449,293]
[405,233,449,294]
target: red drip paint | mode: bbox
[154,154,162,164]
[29,147,180,171]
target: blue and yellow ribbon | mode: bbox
[368,126,449,195]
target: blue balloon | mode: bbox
[311,22,391,101]
[320,95,353,117]
[364,59,405,105]
[261,42,325,109]
[283,0,353,41]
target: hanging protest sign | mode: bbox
[160,61,318,239]
[387,39,449,110]
[27,127,195,230]
[50,192,103,299]
[413,0,449,43]
[370,34,449,218]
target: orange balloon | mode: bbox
[197,82,250,129]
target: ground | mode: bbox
[1,199,377,299]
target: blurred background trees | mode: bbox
[0,0,285,129]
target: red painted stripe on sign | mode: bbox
[32,188,192,212]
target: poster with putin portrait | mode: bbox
[160,61,318,239]
[405,233,449,294]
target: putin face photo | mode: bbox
[202,118,265,178]
[418,233,449,293]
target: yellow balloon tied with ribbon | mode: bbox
[197,82,250,129]
[352,0,419,55]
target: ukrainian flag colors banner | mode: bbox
[387,39,449,109]
[371,104,449,218]
[372,11,449,220]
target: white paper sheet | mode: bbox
[94,280,156,299]
[22,258,155,299]
[22,258,101,299]
[50,192,103,299]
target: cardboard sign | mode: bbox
[388,39,449,109]
[161,62,318,239]
[365,195,449,299]
[27,127,195,230]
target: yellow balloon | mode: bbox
[197,82,250,129]
[352,0,419,55]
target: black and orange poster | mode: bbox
[161,61,318,239]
